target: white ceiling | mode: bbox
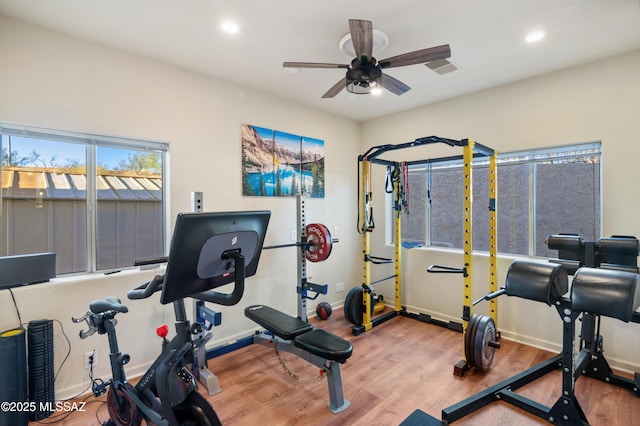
[1,0,639,121]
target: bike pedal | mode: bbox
[92,379,109,397]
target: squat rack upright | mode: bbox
[354,136,498,374]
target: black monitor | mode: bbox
[160,210,271,305]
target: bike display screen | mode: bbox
[160,210,271,304]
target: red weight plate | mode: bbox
[304,223,333,262]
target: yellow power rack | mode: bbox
[350,136,498,375]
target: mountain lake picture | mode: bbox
[242,124,325,198]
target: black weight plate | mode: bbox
[473,315,496,371]
[344,287,362,325]
[344,287,376,325]
[465,314,480,368]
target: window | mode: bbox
[400,143,601,257]
[1,124,168,274]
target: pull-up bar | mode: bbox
[359,136,496,166]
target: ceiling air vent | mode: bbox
[425,58,458,75]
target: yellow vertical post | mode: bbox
[488,152,498,324]
[462,141,474,337]
[361,160,373,331]
[394,169,402,312]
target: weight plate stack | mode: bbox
[464,314,497,371]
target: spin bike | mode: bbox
[73,210,270,425]
[73,250,247,426]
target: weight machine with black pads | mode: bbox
[347,135,500,375]
[442,234,640,425]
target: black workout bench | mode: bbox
[245,304,353,414]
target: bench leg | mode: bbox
[326,361,350,414]
[252,332,350,413]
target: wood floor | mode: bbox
[32,311,639,425]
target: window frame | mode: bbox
[395,142,602,258]
[0,123,170,275]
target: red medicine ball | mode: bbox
[315,302,332,320]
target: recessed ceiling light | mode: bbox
[221,20,240,34]
[525,31,545,43]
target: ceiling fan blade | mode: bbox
[349,19,373,59]
[379,73,411,95]
[379,44,451,69]
[321,77,347,98]
[283,62,349,69]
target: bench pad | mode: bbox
[246,304,353,362]
[505,260,568,305]
[245,305,312,340]
[571,267,640,322]
[294,329,353,362]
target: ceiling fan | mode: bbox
[283,19,451,98]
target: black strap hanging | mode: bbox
[385,165,394,194]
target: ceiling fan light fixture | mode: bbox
[346,79,376,94]
[346,68,380,94]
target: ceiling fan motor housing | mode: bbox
[346,57,382,93]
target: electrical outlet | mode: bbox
[85,350,97,369]
[336,282,344,293]
[290,230,296,241]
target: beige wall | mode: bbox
[1,14,638,399]
[0,15,361,398]
[361,48,640,371]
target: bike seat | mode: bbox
[90,297,129,314]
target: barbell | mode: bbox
[263,223,337,263]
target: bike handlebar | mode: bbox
[192,250,246,306]
[127,274,165,300]
[128,251,246,305]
